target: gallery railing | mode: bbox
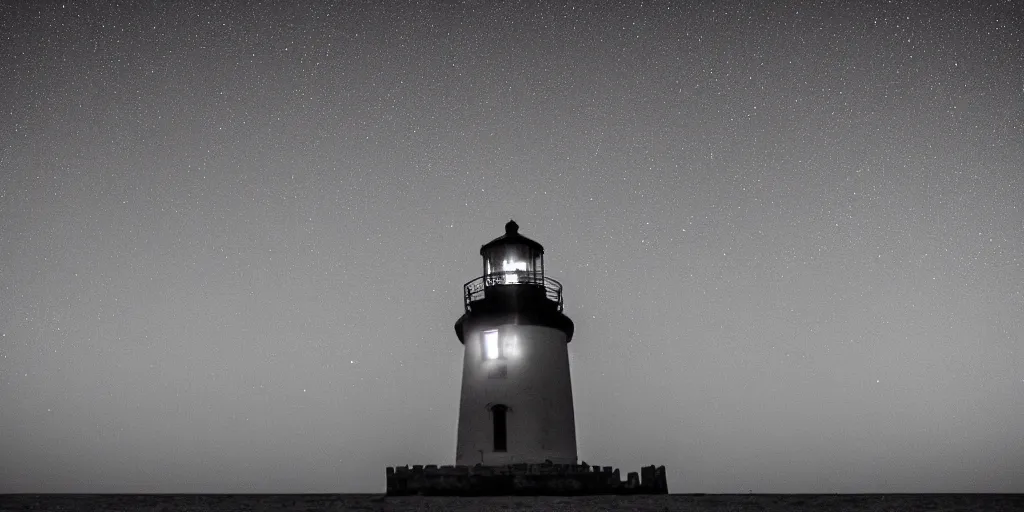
[463,272,564,312]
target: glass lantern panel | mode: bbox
[484,244,536,284]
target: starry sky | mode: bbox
[2,0,1022,494]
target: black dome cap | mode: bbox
[479,219,544,255]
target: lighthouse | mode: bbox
[383,221,668,495]
[453,220,577,466]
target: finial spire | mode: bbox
[505,219,519,234]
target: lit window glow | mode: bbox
[502,259,526,284]
[502,259,527,271]
[483,330,500,360]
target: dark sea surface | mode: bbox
[1,494,1022,511]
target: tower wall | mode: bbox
[456,324,577,466]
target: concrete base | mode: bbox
[385,463,668,496]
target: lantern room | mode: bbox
[480,220,544,286]
[461,220,566,316]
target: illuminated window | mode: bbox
[502,259,526,284]
[483,330,501,360]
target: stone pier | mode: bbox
[385,462,668,496]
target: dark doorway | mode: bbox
[492,404,508,452]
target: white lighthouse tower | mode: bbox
[454,220,577,466]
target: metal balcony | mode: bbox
[463,272,564,312]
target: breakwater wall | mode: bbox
[385,463,668,496]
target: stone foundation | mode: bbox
[385,462,668,496]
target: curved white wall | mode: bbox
[455,324,577,466]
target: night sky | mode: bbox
[2,0,1022,494]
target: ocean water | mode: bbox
[1,494,1021,511]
